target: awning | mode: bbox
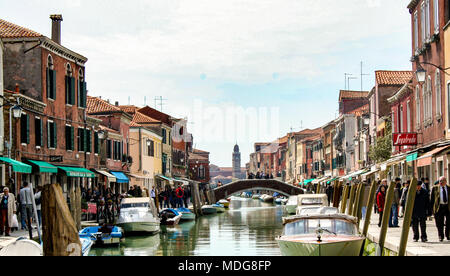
[303,179,315,186]
[417,145,450,167]
[27,160,58,173]
[93,170,117,182]
[326,178,338,184]
[58,166,95,178]
[110,171,129,183]
[173,178,190,186]
[341,169,368,181]
[128,174,152,180]
[361,169,380,180]
[0,157,32,173]
[406,152,418,162]
[312,176,330,184]
[386,154,406,166]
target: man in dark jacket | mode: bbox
[430,176,450,242]
[412,182,429,242]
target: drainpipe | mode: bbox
[139,128,142,171]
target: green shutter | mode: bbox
[83,82,87,107]
[26,114,30,144]
[83,129,87,152]
[94,132,99,154]
[54,122,57,148]
[71,77,76,105]
[71,126,74,150]
[65,76,69,104]
[77,80,81,107]
[51,70,56,100]
[47,121,51,148]
[46,68,50,99]
[40,119,43,147]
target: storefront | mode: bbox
[0,157,32,194]
[110,171,129,194]
[417,145,450,184]
[56,166,96,199]
[26,160,58,188]
[91,169,117,195]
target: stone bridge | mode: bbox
[213,179,304,200]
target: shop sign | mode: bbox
[393,133,418,146]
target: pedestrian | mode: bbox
[127,186,135,197]
[0,187,16,236]
[377,185,386,227]
[34,187,42,227]
[19,182,34,235]
[136,186,143,197]
[390,179,401,228]
[399,181,409,218]
[183,186,189,208]
[411,182,429,242]
[325,184,334,206]
[150,187,156,206]
[430,176,450,242]
[176,185,184,208]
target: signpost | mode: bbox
[393,133,418,146]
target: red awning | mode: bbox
[417,145,450,167]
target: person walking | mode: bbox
[175,186,184,208]
[0,187,16,236]
[399,181,409,218]
[390,180,401,227]
[19,182,34,237]
[430,176,450,242]
[376,185,386,227]
[411,182,429,242]
[34,187,42,227]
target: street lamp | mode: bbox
[415,65,426,84]
[11,105,22,119]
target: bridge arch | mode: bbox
[213,179,304,200]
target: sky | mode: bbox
[1,0,413,167]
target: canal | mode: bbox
[89,197,285,256]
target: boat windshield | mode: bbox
[300,198,323,206]
[284,219,357,236]
[121,202,149,209]
[298,207,337,215]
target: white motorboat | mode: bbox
[0,237,42,256]
[80,237,93,256]
[117,197,160,234]
[218,199,230,208]
[276,213,365,256]
[296,194,328,215]
[286,195,298,214]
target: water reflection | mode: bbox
[90,197,284,256]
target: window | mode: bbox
[392,111,396,133]
[421,2,426,44]
[94,132,99,154]
[416,85,421,128]
[427,76,433,122]
[65,64,75,105]
[414,12,419,51]
[48,120,57,149]
[35,117,43,147]
[162,129,167,144]
[78,128,85,152]
[147,139,154,157]
[65,125,74,150]
[436,70,442,117]
[20,113,30,144]
[400,105,404,133]
[427,0,431,40]
[78,69,87,108]
[407,100,411,133]
[447,82,450,129]
[85,129,91,153]
[106,139,112,159]
[46,55,56,100]
[434,0,439,33]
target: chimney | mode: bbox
[50,14,63,44]
[115,101,119,107]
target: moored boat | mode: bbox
[177,207,196,221]
[275,198,283,205]
[218,199,230,208]
[117,197,160,234]
[79,225,123,246]
[260,194,274,203]
[0,237,42,256]
[281,198,289,205]
[286,196,298,214]
[213,203,226,213]
[296,194,328,215]
[276,213,365,256]
[201,205,218,215]
[252,194,260,200]
[159,208,183,226]
[80,237,94,256]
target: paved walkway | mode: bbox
[360,211,450,256]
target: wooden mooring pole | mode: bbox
[340,184,349,214]
[347,184,357,215]
[362,180,377,237]
[332,181,341,208]
[377,181,395,256]
[398,178,418,256]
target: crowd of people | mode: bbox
[375,176,450,243]
[154,185,191,210]
[247,172,274,179]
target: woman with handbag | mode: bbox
[0,187,16,236]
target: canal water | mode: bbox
[89,197,285,256]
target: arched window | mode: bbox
[436,70,442,118]
[65,64,75,105]
[78,68,86,108]
[416,85,421,129]
[46,55,56,100]
[427,76,433,123]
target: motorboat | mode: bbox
[201,205,218,215]
[276,213,365,256]
[159,208,183,226]
[80,237,94,256]
[218,199,230,208]
[295,206,339,216]
[281,198,289,205]
[212,203,225,213]
[296,194,328,215]
[252,194,261,200]
[275,198,283,205]
[117,197,160,234]
[0,237,42,256]
[177,207,196,221]
[79,225,123,246]
[260,194,274,203]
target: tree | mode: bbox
[368,120,392,164]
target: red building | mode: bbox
[188,149,210,184]
[1,16,100,196]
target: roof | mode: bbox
[0,18,43,38]
[193,148,210,154]
[189,153,209,161]
[86,96,122,114]
[132,111,160,124]
[138,106,172,125]
[119,105,139,114]
[347,104,369,117]
[339,90,369,102]
[375,70,413,86]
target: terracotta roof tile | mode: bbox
[0,18,42,38]
[119,105,139,114]
[132,111,160,124]
[375,70,413,86]
[348,104,369,117]
[86,96,121,114]
[339,90,369,102]
[193,148,210,154]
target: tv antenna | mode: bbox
[360,61,369,91]
[154,96,168,112]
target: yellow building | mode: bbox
[445,23,450,139]
[129,119,163,192]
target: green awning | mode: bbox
[407,152,418,162]
[303,179,315,185]
[327,177,338,184]
[0,157,32,173]
[27,160,58,173]
[58,166,95,178]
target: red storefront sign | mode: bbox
[393,133,418,146]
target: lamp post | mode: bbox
[8,103,22,177]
